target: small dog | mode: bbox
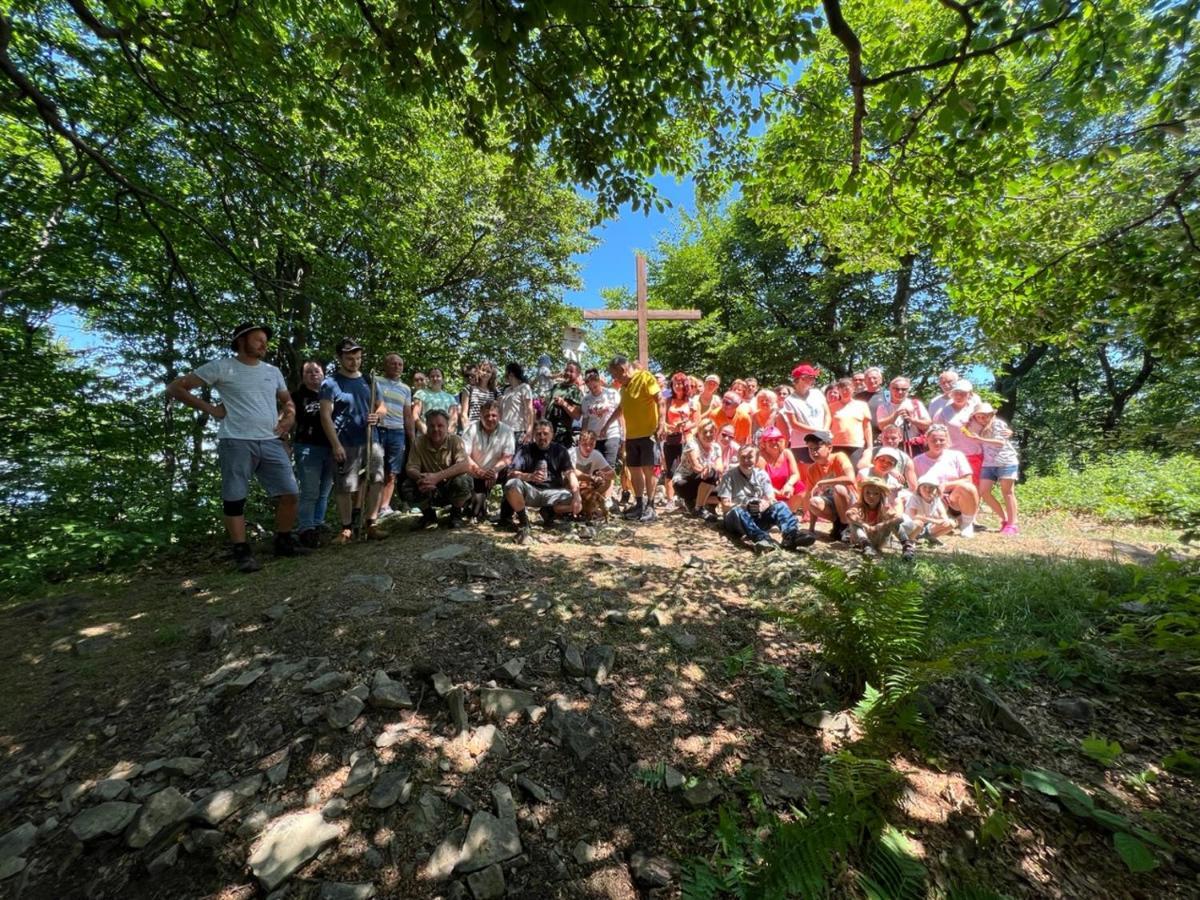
[578,476,610,522]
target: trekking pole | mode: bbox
[356,369,377,540]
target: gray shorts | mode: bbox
[218,438,298,501]
[504,478,572,509]
[335,442,385,493]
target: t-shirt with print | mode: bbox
[581,387,622,441]
[464,385,499,425]
[194,357,287,441]
[319,372,378,446]
[977,417,1020,467]
[906,490,949,521]
[914,449,972,485]
[781,388,829,448]
[415,388,458,417]
[676,438,721,478]
[547,381,583,443]
[569,447,611,476]
[376,376,412,431]
[619,370,660,440]
[875,396,929,432]
[512,441,573,490]
[291,384,329,447]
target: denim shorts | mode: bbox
[378,427,407,475]
[218,438,298,501]
[981,464,1019,481]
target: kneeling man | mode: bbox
[402,409,473,528]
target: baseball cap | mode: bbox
[722,391,741,405]
[230,321,272,350]
[952,379,973,392]
[803,429,833,445]
[917,473,941,488]
[704,374,720,384]
[335,337,364,354]
[875,447,902,463]
[791,363,820,379]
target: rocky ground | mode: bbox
[0,509,1195,899]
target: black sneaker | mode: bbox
[232,543,261,573]
[622,500,644,520]
[539,507,556,528]
[419,508,439,529]
[273,532,311,558]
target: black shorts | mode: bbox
[625,436,655,468]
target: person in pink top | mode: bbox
[933,378,983,485]
[661,372,699,508]
[755,426,805,512]
[913,424,980,537]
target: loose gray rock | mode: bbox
[801,709,854,737]
[455,811,522,873]
[126,787,192,849]
[302,672,352,694]
[73,634,115,657]
[492,658,525,684]
[466,725,508,760]
[318,882,376,900]
[327,693,365,730]
[404,788,450,836]
[237,802,284,841]
[514,776,550,804]
[630,851,679,888]
[263,604,288,622]
[968,675,1034,740]
[422,825,466,880]
[368,671,412,709]
[215,667,266,699]
[478,688,535,720]
[161,757,206,778]
[0,856,26,880]
[182,828,225,855]
[266,757,290,787]
[342,753,377,799]
[322,798,347,820]
[368,770,410,810]
[573,840,597,865]
[1051,697,1095,724]
[645,608,671,628]
[348,601,384,618]
[467,863,505,899]
[446,587,485,604]
[681,779,722,809]
[431,672,454,697]
[344,573,394,593]
[663,766,685,792]
[191,774,263,825]
[758,770,809,805]
[601,609,631,626]
[447,687,469,734]
[70,801,141,842]
[421,544,470,561]
[583,645,616,683]
[205,619,231,650]
[248,811,341,891]
[0,822,37,861]
[559,641,586,677]
[147,843,179,877]
[491,784,516,821]
[668,629,698,651]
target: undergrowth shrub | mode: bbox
[1020,451,1200,527]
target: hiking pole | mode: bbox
[356,369,377,540]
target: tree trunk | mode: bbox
[1097,344,1155,434]
[994,343,1048,422]
[891,253,915,368]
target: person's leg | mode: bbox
[695,478,715,512]
[313,448,334,528]
[444,474,473,526]
[737,508,772,544]
[1000,477,1019,530]
[979,477,1005,523]
[949,483,980,518]
[361,441,386,537]
[662,442,682,501]
[831,485,855,523]
[293,444,321,532]
[808,495,833,525]
[217,440,252,546]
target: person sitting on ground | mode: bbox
[755,426,805,513]
[780,363,830,464]
[673,419,724,519]
[717,444,812,553]
[707,390,752,445]
[933,378,983,485]
[698,374,722,415]
[965,402,1021,535]
[858,424,919,490]
[569,429,615,520]
[846,476,906,559]
[900,474,958,547]
[801,429,857,541]
[874,376,931,451]
[829,377,872,467]
[167,321,306,572]
[462,399,516,523]
[402,409,473,529]
[503,419,582,543]
[319,337,388,543]
[750,389,781,442]
[913,424,981,537]
[499,362,535,441]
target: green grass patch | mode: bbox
[1021,451,1200,528]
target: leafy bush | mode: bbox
[1020,451,1200,527]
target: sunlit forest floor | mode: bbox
[0,510,1196,898]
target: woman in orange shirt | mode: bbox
[662,372,699,507]
[707,391,752,445]
[828,378,872,466]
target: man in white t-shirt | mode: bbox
[779,363,830,464]
[927,370,960,422]
[913,424,980,537]
[580,369,623,468]
[166,321,305,572]
[569,429,615,515]
[462,400,516,521]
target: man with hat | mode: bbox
[319,337,388,543]
[780,363,830,464]
[167,321,306,572]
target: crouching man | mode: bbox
[402,409,473,528]
[717,444,814,553]
[503,419,582,544]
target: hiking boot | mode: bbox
[539,507,556,528]
[901,540,916,561]
[334,528,354,545]
[273,532,311,558]
[419,508,439,529]
[298,528,320,550]
[782,530,815,550]
[623,499,644,520]
[516,526,533,545]
[232,542,261,573]
[365,523,387,540]
[753,538,776,553]
[831,521,847,542]
[639,503,657,523]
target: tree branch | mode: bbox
[821,0,864,175]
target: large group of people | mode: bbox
[168,322,1022,572]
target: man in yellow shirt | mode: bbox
[598,356,661,522]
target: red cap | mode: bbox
[791,363,820,379]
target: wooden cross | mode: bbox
[582,253,701,369]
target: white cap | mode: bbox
[953,379,973,392]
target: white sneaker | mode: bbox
[960,523,975,538]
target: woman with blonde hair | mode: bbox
[755,426,805,513]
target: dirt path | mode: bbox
[0,512,1194,899]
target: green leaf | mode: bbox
[1113,832,1158,873]
[1081,735,1123,767]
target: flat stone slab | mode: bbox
[0,823,37,861]
[327,694,365,730]
[455,811,522,874]
[126,787,193,849]
[368,770,410,810]
[421,544,470,561]
[478,688,534,720]
[467,863,505,899]
[70,801,141,842]
[248,811,341,891]
[344,574,394,593]
[303,672,352,694]
[191,774,263,825]
[318,883,376,900]
[342,753,377,799]
[368,671,413,709]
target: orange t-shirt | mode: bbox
[706,406,751,445]
[805,452,855,492]
[830,399,872,448]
